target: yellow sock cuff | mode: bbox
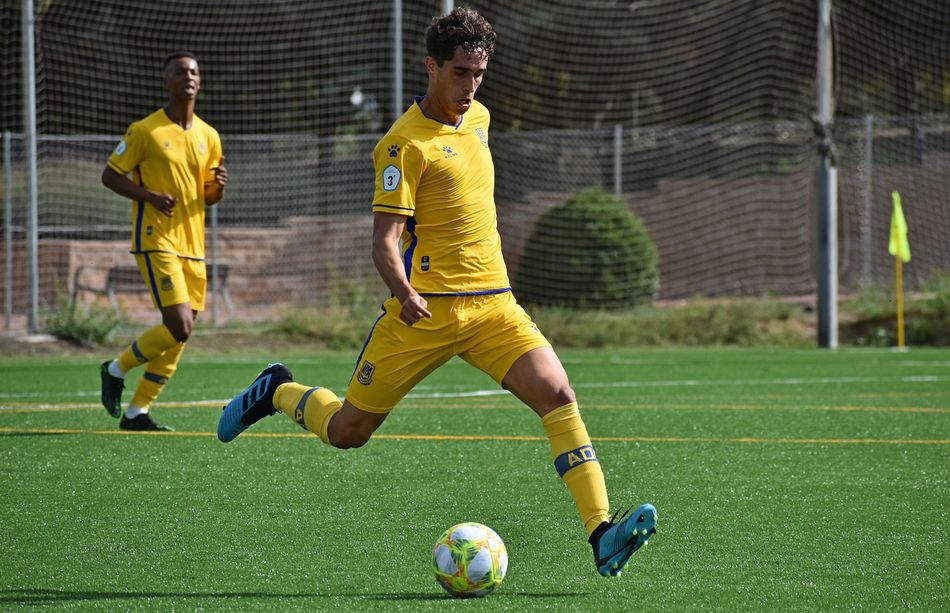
[147,342,186,376]
[118,325,178,372]
[128,343,186,409]
[541,402,581,438]
[274,382,343,444]
[543,402,597,476]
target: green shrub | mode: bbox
[43,292,125,346]
[907,270,950,345]
[271,306,369,350]
[841,269,950,346]
[514,187,658,309]
[529,298,806,348]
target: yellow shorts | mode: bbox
[135,252,206,311]
[345,291,551,414]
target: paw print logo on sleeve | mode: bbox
[388,144,400,158]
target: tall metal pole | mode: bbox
[3,132,12,332]
[392,0,403,123]
[815,0,837,348]
[861,114,873,287]
[442,1,454,14]
[210,205,218,326]
[22,0,39,333]
[613,124,623,199]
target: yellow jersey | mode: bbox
[372,98,510,295]
[107,108,222,259]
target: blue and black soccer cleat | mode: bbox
[589,503,657,577]
[100,360,124,418]
[217,363,293,443]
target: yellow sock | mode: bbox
[130,342,185,409]
[117,324,178,373]
[542,402,610,535]
[273,382,342,444]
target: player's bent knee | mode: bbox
[167,323,192,343]
[161,304,195,342]
[326,402,386,449]
[159,318,188,341]
[329,426,373,449]
[553,386,576,406]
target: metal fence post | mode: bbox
[210,204,218,326]
[22,0,40,333]
[613,124,623,199]
[861,113,874,288]
[393,0,403,123]
[815,0,838,348]
[3,131,12,332]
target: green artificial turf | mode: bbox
[0,348,948,611]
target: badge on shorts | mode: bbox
[357,360,375,385]
[161,276,174,291]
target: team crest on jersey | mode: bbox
[382,164,401,191]
[442,146,457,158]
[114,140,127,156]
[160,276,174,291]
[357,360,375,385]
[475,128,488,147]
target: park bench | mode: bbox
[71,262,233,316]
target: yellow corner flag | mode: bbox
[889,191,911,263]
[889,191,910,349]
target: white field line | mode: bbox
[0,373,946,404]
[408,375,948,398]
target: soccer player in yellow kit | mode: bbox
[99,52,227,431]
[218,8,656,576]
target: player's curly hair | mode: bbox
[425,7,496,65]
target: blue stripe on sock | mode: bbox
[554,445,599,478]
[293,387,321,428]
[143,371,168,385]
[131,341,147,363]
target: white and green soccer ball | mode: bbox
[432,522,508,598]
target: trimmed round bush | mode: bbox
[514,188,658,309]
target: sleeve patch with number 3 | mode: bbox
[382,164,401,191]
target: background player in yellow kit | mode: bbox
[218,8,655,576]
[99,52,227,431]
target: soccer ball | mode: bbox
[432,522,508,598]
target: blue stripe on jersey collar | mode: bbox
[414,96,463,129]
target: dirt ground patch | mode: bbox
[0,327,332,359]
